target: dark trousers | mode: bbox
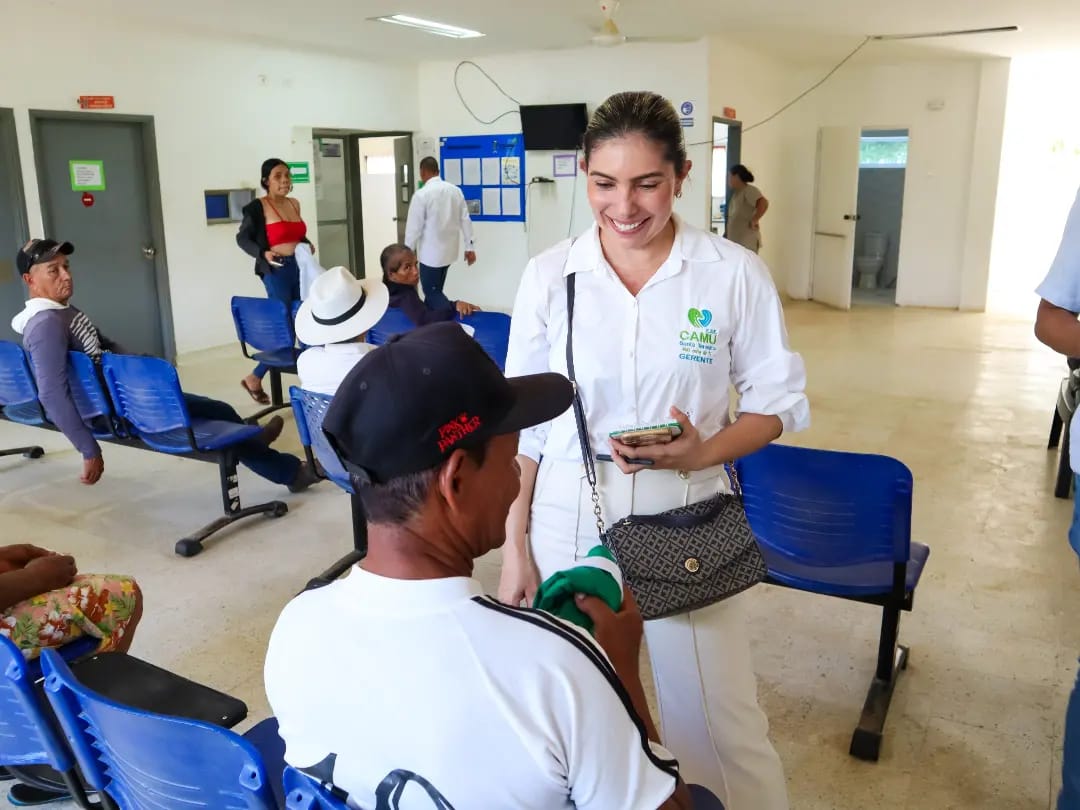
[419,263,452,312]
[255,256,301,379]
[182,394,299,485]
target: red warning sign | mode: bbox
[81,193,95,207]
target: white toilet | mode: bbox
[854,232,888,289]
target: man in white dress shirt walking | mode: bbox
[404,157,477,311]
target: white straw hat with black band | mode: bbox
[295,266,389,346]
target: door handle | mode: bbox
[843,214,862,221]
[142,246,156,259]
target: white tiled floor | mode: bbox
[1,300,1076,809]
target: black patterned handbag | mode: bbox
[565,272,767,620]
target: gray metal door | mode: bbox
[34,116,167,357]
[0,110,28,343]
[393,136,413,244]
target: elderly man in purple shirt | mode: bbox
[11,238,317,490]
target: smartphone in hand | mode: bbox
[609,422,683,448]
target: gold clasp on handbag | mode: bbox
[684,558,701,573]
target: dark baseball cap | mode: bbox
[323,321,573,485]
[16,239,74,275]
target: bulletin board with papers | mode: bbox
[438,134,525,223]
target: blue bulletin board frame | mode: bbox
[439,134,525,223]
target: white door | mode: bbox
[810,126,861,310]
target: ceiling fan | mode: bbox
[588,0,696,47]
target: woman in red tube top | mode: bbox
[236,157,314,404]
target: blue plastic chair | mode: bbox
[367,307,417,346]
[291,386,366,590]
[41,649,284,810]
[283,766,348,810]
[0,635,95,807]
[0,341,45,460]
[0,341,45,425]
[736,443,930,761]
[66,350,125,439]
[101,353,288,557]
[232,296,299,417]
[459,311,511,371]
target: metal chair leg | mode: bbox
[1051,407,1064,449]
[302,492,368,592]
[174,454,288,557]
[1057,418,1074,500]
[0,445,44,459]
[850,600,906,762]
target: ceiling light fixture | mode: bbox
[372,14,485,39]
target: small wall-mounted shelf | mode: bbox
[205,188,255,224]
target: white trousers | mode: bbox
[529,458,789,810]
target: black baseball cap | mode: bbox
[16,239,74,275]
[323,321,573,485]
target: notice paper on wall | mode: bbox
[501,187,521,217]
[481,157,501,186]
[501,156,521,185]
[443,158,462,186]
[482,187,501,216]
[462,158,482,187]
[69,160,105,191]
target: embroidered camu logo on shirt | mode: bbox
[437,413,482,452]
[688,307,713,329]
[679,307,719,366]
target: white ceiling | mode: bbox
[79,0,1080,65]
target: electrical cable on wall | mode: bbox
[684,35,873,148]
[454,60,522,125]
[567,149,580,238]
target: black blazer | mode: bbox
[236,198,312,277]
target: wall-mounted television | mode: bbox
[520,103,588,151]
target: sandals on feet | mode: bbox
[241,379,270,405]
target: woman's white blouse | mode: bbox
[505,218,810,463]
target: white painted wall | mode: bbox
[416,42,711,312]
[987,52,1080,318]
[4,4,417,354]
[771,58,1007,310]
[706,38,804,289]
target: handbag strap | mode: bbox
[566,268,607,538]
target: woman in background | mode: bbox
[381,244,479,326]
[236,158,314,404]
[726,164,769,253]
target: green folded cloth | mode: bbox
[533,545,623,633]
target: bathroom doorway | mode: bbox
[851,129,909,306]
[710,116,742,236]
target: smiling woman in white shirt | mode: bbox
[501,91,809,810]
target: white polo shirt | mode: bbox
[264,568,678,810]
[404,177,475,268]
[506,217,810,463]
[296,343,375,396]
[1037,186,1080,474]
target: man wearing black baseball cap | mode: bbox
[264,322,693,810]
[11,238,317,490]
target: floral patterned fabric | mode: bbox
[0,574,139,659]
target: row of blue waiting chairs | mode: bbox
[0,341,288,557]
[230,295,512,418]
[0,631,346,808]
